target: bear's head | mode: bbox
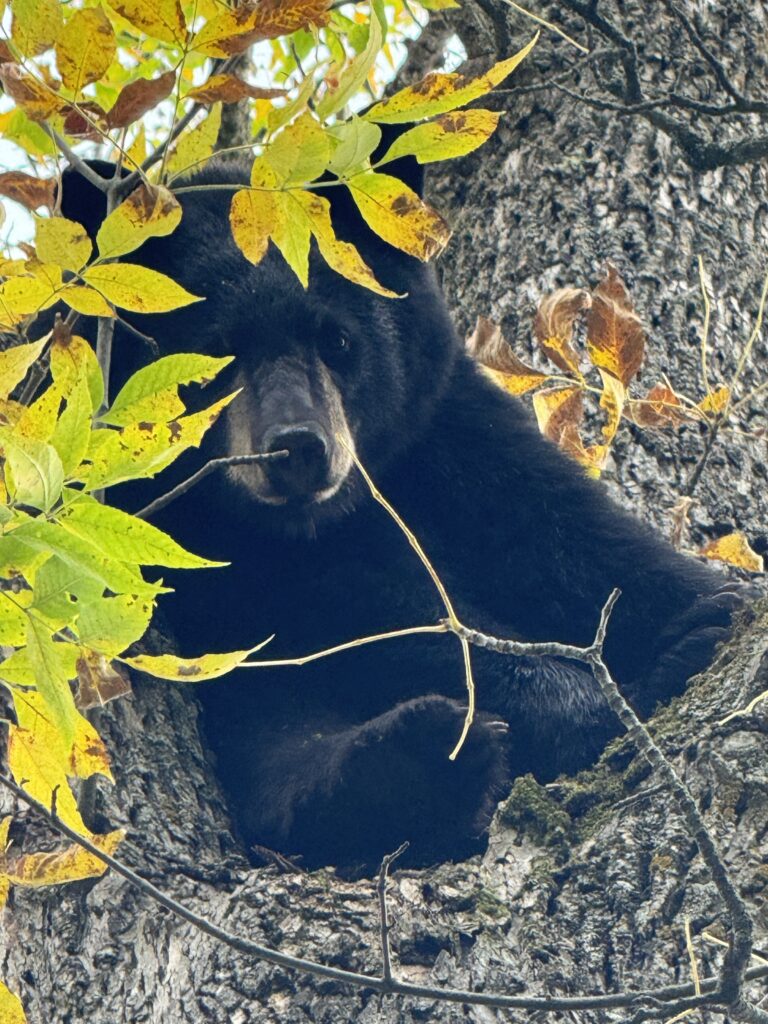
[60,145,461,529]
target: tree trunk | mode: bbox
[3,3,767,1021]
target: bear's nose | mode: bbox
[263,426,330,497]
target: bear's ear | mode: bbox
[58,161,126,240]
[371,122,425,198]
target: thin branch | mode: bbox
[47,129,112,191]
[135,452,289,520]
[377,842,409,986]
[498,0,588,52]
[2,767,767,1014]
[241,623,450,668]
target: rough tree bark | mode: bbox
[2,2,767,1022]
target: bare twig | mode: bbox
[135,452,289,520]
[377,842,409,985]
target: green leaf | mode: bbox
[81,264,203,313]
[31,555,102,621]
[316,4,385,120]
[76,593,153,656]
[0,591,29,646]
[3,436,64,511]
[266,112,332,186]
[25,616,79,749]
[378,109,501,164]
[12,517,166,598]
[363,33,538,124]
[102,352,233,427]
[51,374,93,476]
[58,500,226,569]
[328,117,381,177]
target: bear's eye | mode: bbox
[319,333,352,369]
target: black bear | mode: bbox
[60,154,745,875]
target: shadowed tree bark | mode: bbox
[2,3,767,1021]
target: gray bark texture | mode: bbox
[2,2,768,1021]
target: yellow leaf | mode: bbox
[14,380,61,443]
[55,8,115,93]
[0,981,25,1024]
[122,640,270,681]
[190,0,331,57]
[294,192,398,297]
[229,188,279,267]
[96,183,182,259]
[82,264,202,313]
[166,104,222,179]
[364,34,537,124]
[0,336,47,400]
[35,216,92,272]
[0,273,58,327]
[316,8,383,121]
[347,171,450,261]
[698,384,730,417]
[124,124,147,172]
[69,709,113,779]
[466,316,548,394]
[380,109,501,165]
[11,0,62,56]
[50,333,104,413]
[105,0,186,44]
[586,264,646,386]
[59,284,115,318]
[700,532,764,572]
[82,391,238,488]
[532,385,584,443]
[2,829,123,889]
[597,368,625,444]
[8,720,86,834]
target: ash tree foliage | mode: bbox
[0,0,538,1016]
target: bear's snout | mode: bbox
[263,424,331,498]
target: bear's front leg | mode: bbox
[247,695,509,876]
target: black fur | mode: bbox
[61,161,743,874]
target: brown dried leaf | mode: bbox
[0,63,64,120]
[76,652,132,710]
[533,287,590,375]
[61,101,107,140]
[2,829,124,888]
[532,385,584,443]
[106,70,176,129]
[187,73,285,105]
[191,0,331,58]
[700,532,764,573]
[669,495,695,550]
[628,382,689,428]
[0,41,15,64]
[586,263,646,386]
[467,316,548,395]
[106,0,186,45]
[558,423,606,477]
[0,171,55,211]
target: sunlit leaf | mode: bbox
[0,981,25,1024]
[364,34,537,123]
[327,117,381,176]
[347,171,450,261]
[105,0,186,45]
[75,594,154,656]
[267,112,331,185]
[50,333,103,413]
[35,216,92,272]
[700,532,764,572]
[51,374,92,475]
[191,0,331,58]
[103,352,232,426]
[698,384,730,417]
[533,287,591,376]
[58,499,225,569]
[82,263,202,313]
[380,109,501,164]
[59,284,115,318]
[2,829,123,889]
[55,8,115,93]
[11,0,62,56]
[122,642,270,681]
[96,183,182,259]
[316,6,384,120]
[466,316,548,394]
[3,436,64,511]
[586,263,645,386]
[25,616,79,748]
[0,336,47,400]
[166,103,221,179]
